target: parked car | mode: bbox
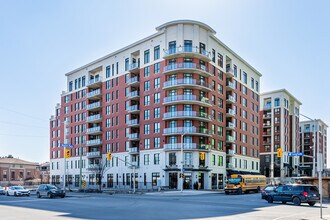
[0,186,5,195]
[6,186,30,196]
[36,184,65,198]
[264,184,320,206]
[261,185,276,199]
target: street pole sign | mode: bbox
[288,152,304,156]
[58,143,74,148]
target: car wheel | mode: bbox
[48,193,53,199]
[282,201,287,204]
[267,196,273,203]
[237,188,242,195]
[14,192,17,196]
[293,197,301,206]
[256,186,261,193]
[225,191,229,195]
[308,202,316,206]
[6,192,9,196]
[60,195,65,198]
[37,192,41,198]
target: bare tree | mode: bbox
[87,158,110,192]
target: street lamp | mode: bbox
[180,132,187,192]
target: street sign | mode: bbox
[288,152,304,157]
[58,143,74,148]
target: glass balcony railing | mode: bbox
[226,68,234,76]
[226,81,235,90]
[127,119,140,125]
[129,147,139,153]
[226,122,235,129]
[126,76,139,84]
[226,95,236,103]
[226,109,236,116]
[86,139,102,146]
[163,126,212,135]
[264,104,272,109]
[163,62,209,74]
[87,77,102,86]
[86,126,101,133]
[226,135,235,142]
[164,143,210,150]
[128,133,140,139]
[127,105,140,112]
[163,95,210,104]
[86,101,101,110]
[129,63,140,70]
[164,47,209,58]
[86,89,101,98]
[163,111,211,120]
[163,78,211,89]
[86,114,101,122]
[86,151,101,158]
[127,91,140,98]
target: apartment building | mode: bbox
[259,89,301,178]
[299,120,327,177]
[49,20,261,190]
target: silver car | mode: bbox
[7,186,30,196]
[0,186,5,195]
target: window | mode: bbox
[218,156,223,166]
[144,66,150,77]
[144,110,150,120]
[106,66,110,78]
[144,95,150,106]
[212,154,216,165]
[243,72,247,84]
[154,154,160,165]
[144,50,150,64]
[69,81,73,91]
[144,81,150,91]
[144,154,150,165]
[154,77,160,88]
[184,152,192,165]
[251,77,254,89]
[154,107,160,118]
[256,81,259,92]
[154,92,160,104]
[217,53,223,67]
[169,153,176,165]
[154,62,160,74]
[144,124,150,135]
[274,98,280,107]
[152,173,160,186]
[154,45,160,60]
[154,122,160,133]
[125,58,129,71]
[154,137,160,148]
[212,49,215,62]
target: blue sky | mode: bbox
[0,0,329,163]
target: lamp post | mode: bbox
[180,132,187,192]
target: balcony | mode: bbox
[127,105,140,113]
[263,114,271,119]
[86,151,101,158]
[263,141,271,145]
[129,63,140,73]
[163,95,211,107]
[226,95,236,104]
[127,91,140,100]
[164,143,210,151]
[127,119,140,127]
[226,68,235,78]
[263,131,271,136]
[227,163,235,169]
[163,63,211,77]
[86,139,102,147]
[129,147,139,154]
[163,127,212,137]
[226,81,235,91]
[127,133,140,140]
[226,122,235,130]
[86,126,102,135]
[87,76,102,88]
[263,123,271,128]
[263,104,272,109]
[126,76,140,86]
[226,109,236,117]
[163,111,211,121]
[227,149,235,156]
[86,114,102,123]
[163,79,212,91]
[86,89,101,99]
[226,135,235,143]
[163,47,210,62]
[86,101,101,111]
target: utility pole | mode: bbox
[63,146,66,191]
[181,133,187,193]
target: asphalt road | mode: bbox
[0,191,329,220]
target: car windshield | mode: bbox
[14,186,24,190]
[265,186,275,191]
[228,178,242,184]
[47,185,58,189]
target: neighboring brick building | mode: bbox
[259,89,301,178]
[49,20,262,190]
[0,157,40,186]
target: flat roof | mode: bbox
[261,89,302,105]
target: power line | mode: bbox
[0,107,47,122]
[0,121,48,129]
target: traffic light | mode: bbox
[200,152,205,160]
[277,148,283,158]
[107,152,112,160]
[82,180,86,189]
[65,149,71,158]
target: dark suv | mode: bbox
[265,184,319,206]
[36,184,65,198]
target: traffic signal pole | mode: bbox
[63,146,66,191]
